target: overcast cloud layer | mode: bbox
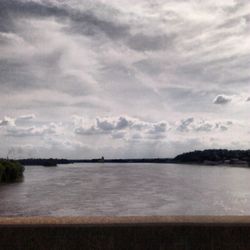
[0,0,250,159]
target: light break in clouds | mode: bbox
[0,0,250,158]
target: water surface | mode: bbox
[1,163,250,216]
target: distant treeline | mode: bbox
[174,149,250,165]
[0,160,25,183]
[16,149,250,167]
[18,158,72,167]
[18,158,173,166]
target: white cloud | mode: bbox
[0,116,15,126]
[177,118,194,132]
[177,117,233,133]
[16,114,36,121]
[75,115,169,141]
[4,116,64,137]
[7,125,55,137]
[213,95,232,104]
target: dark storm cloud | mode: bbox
[65,6,174,52]
[0,0,65,32]
[0,0,128,40]
[0,0,175,52]
[67,10,129,40]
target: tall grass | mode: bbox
[0,160,25,183]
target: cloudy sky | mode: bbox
[0,0,250,159]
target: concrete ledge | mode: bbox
[1,216,250,225]
[1,216,250,249]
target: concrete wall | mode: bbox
[1,216,250,250]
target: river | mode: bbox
[0,163,250,216]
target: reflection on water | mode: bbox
[1,163,250,216]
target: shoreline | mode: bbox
[14,149,250,167]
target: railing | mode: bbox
[1,216,250,249]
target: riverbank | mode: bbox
[0,160,25,183]
[17,148,250,167]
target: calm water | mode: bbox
[1,163,250,216]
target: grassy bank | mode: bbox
[0,160,25,183]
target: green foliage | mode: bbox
[0,160,25,183]
[174,149,250,163]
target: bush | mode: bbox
[0,160,25,183]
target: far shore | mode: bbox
[12,149,250,168]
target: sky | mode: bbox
[0,0,250,159]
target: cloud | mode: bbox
[0,116,15,126]
[95,116,136,131]
[6,124,58,137]
[177,117,233,133]
[0,0,129,41]
[0,3,101,96]
[148,122,167,134]
[2,115,64,137]
[127,33,174,52]
[1,0,250,158]
[16,114,36,122]
[195,122,214,132]
[75,115,169,140]
[213,95,232,104]
[0,114,36,127]
[6,144,38,159]
[177,118,194,132]
[5,140,91,159]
